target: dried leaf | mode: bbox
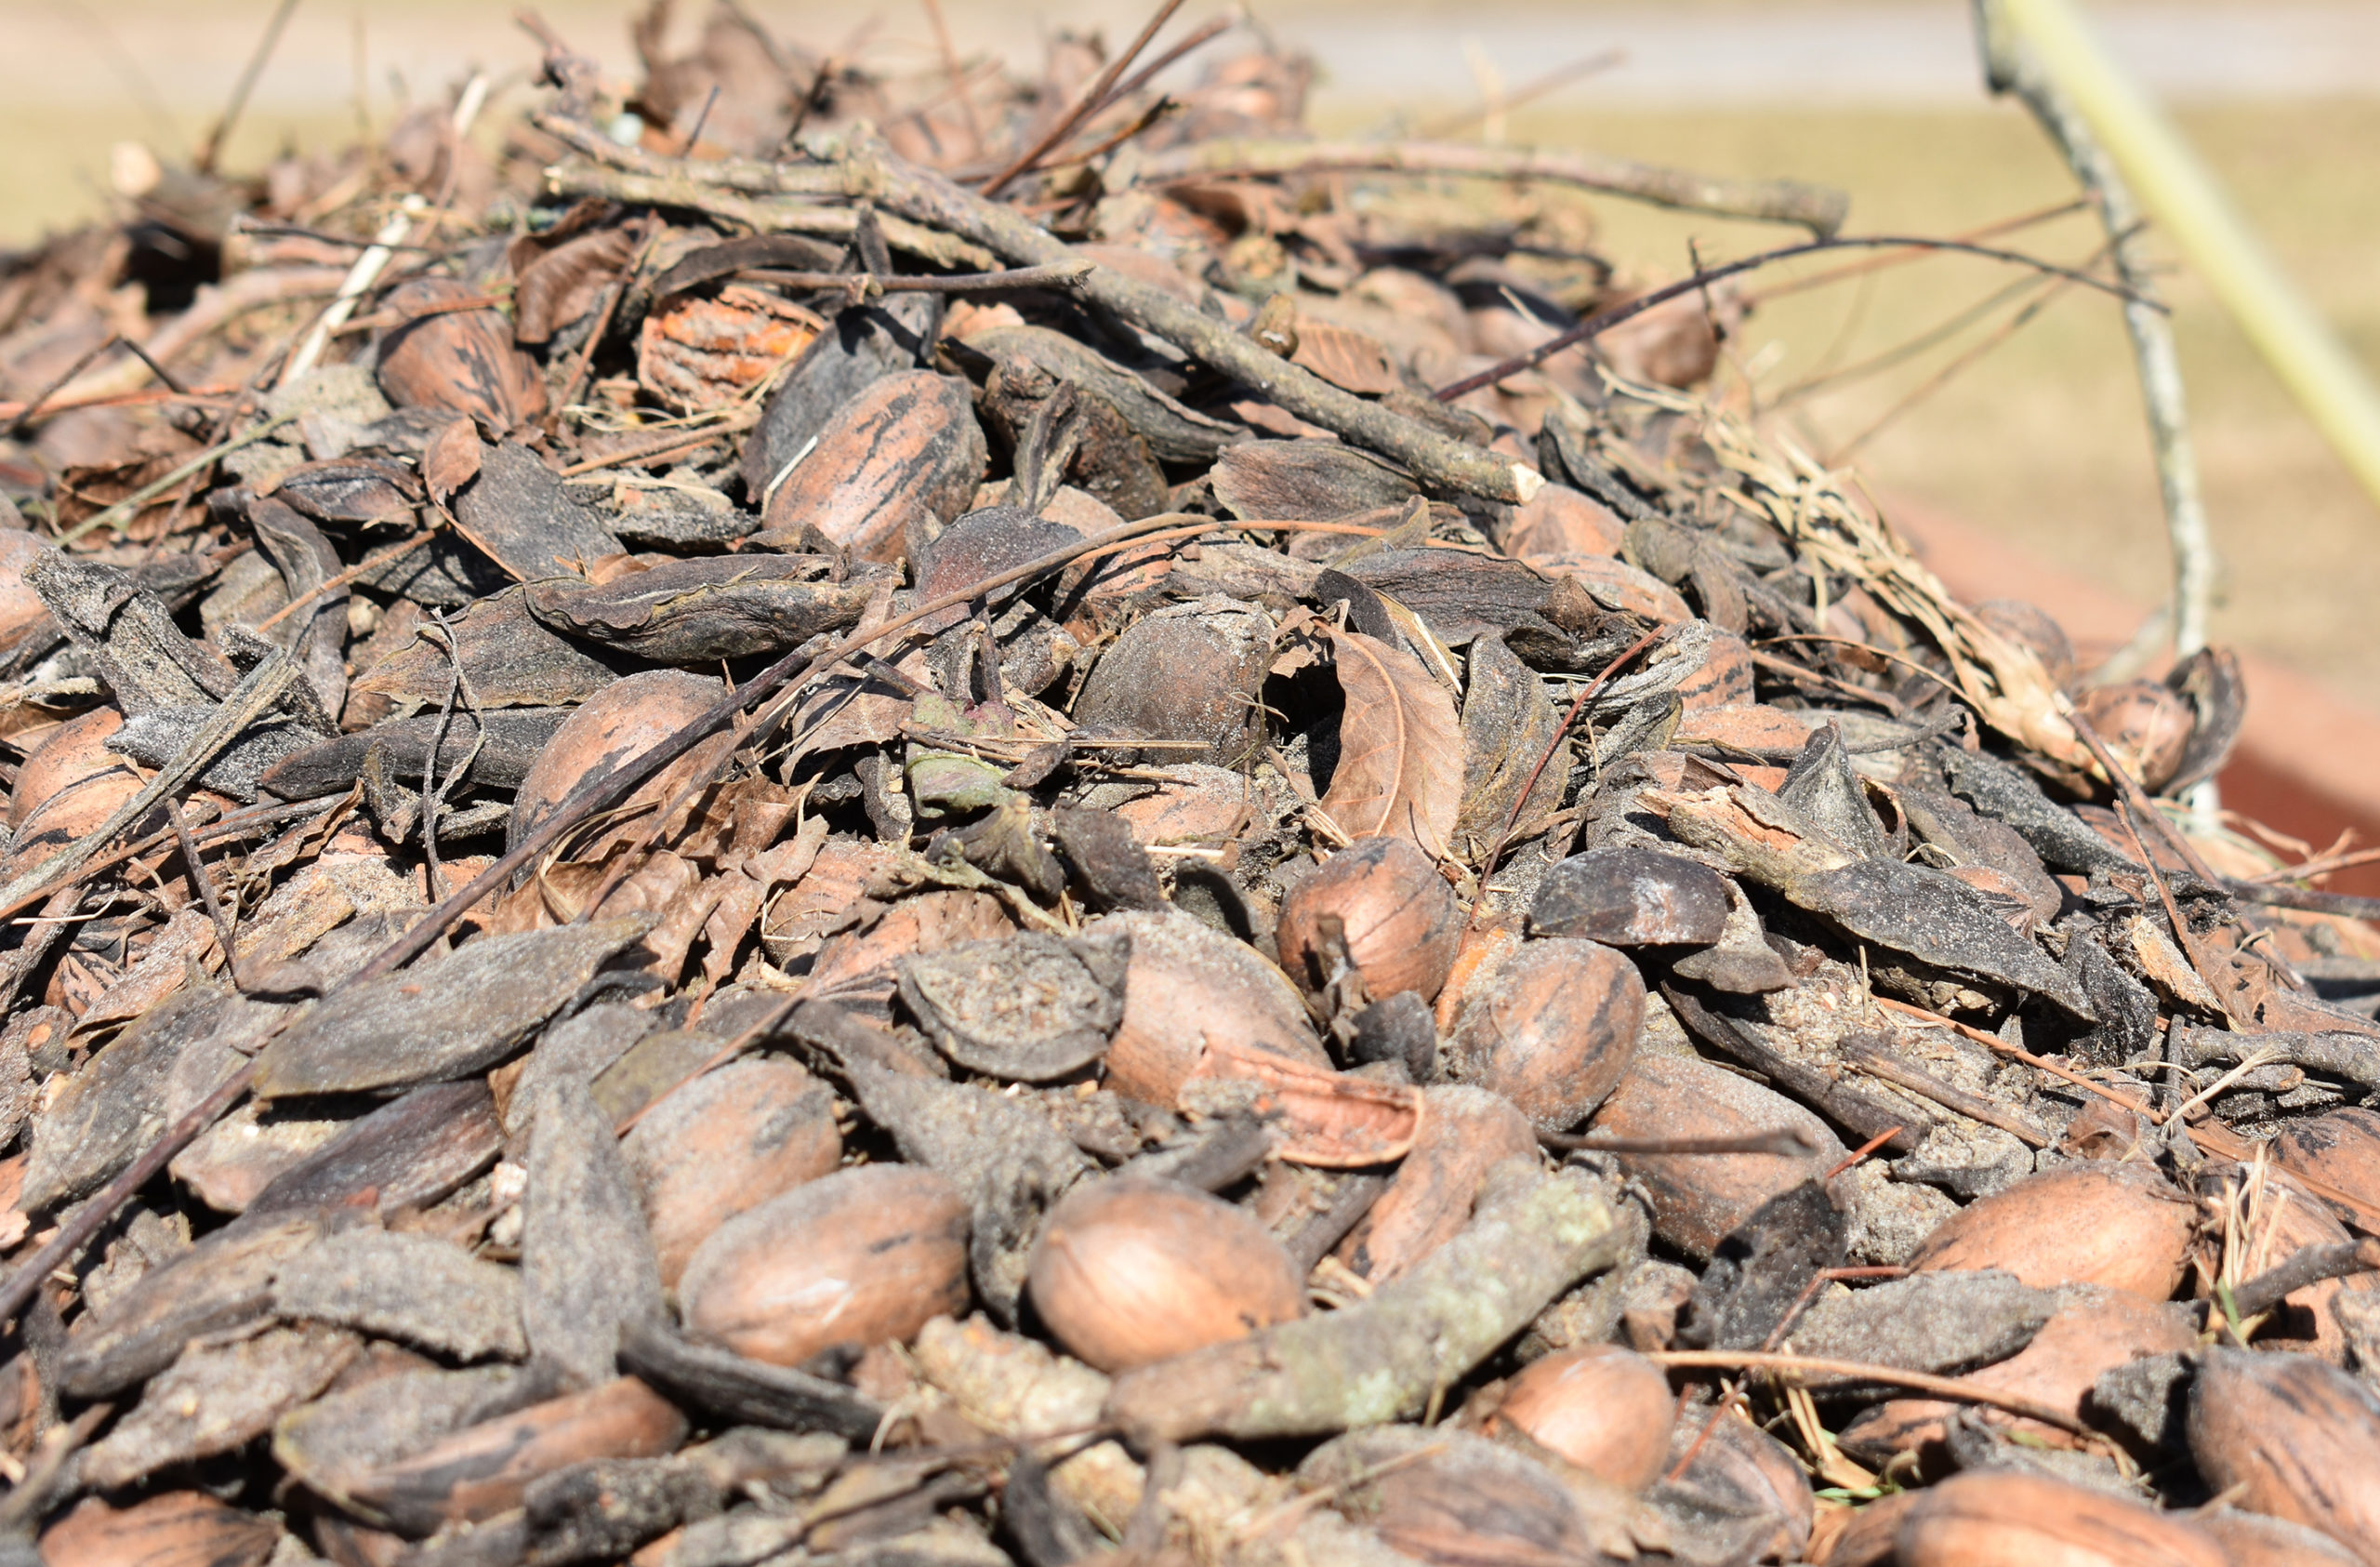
[422,417,483,505]
[1318,625,1461,859]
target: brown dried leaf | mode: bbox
[421,417,483,506]
[513,225,639,346]
[1318,625,1461,859]
[1290,318,1405,395]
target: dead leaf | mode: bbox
[1291,319,1403,395]
[422,418,483,507]
[1318,625,1461,860]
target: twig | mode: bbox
[1741,195,2090,304]
[349,511,1216,985]
[417,610,487,899]
[250,529,435,634]
[2056,688,2220,885]
[917,0,985,153]
[197,0,303,174]
[1826,265,2084,463]
[560,224,660,410]
[0,1059,260,1327]
[1133,138,1847,235]
[1823,1124,1906,1181]
[2229,1238,2380,1320]
[6,333,123,438]
[1646,1349,2092,1434]
[165,796,240,983]
[2226,881,2380,922]
[117,334,192,397]
[540,115,1540,502]
[1096,14,1234,112]
[1838,1038,2052,1147]
[680,84,722,154]
[1432,234,2157,403]
[557,409,760,477]
[1977,1,2215,672]
[2248,843,2380,884]
[734,259,1094,295]
[981,0,1189,196]
[537,162,997,269]
[0,651,304,914]
[1026,98,1178,177]
[0,796,339,929]
[1542,1129,1820,1156]
[281,198,423,386]
[1419,49,1625,139]
[0,1402,112,1532]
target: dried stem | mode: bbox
[197,0,303,174]
[1977,0,2215,671]
[1134,138,1846,235]
[980,0,1188,196]
[1432,234,2156,404]
[2229,1238,2380,1320]
[1648,1350,2092,1435]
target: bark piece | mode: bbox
[252,917,654,1097]
[523,1077,667,1388]
[618,1320,884,1439]
[39,1493,279,1567]
[960,323,1238,464]
[453,440,625,583]
[61,1210,333,1400]
[274,1228,527,1361]
[351,588,630,711]
[81,1322,360,1488]
[1211,442,1418,522]
[1530,845,1732,947]
[524,554,888,662]
[25,550,236,715]
[1454,633,1567,852]
[248,1080,503,1219]
[248,495,350,719]
[258,709,570,800]
[325,1376,686,1536]
[272,1361,556,1505]
[23,984,280,1214]
[1783,1268,2053,1388]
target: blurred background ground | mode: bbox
[4,0,2376,709]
